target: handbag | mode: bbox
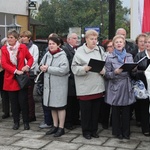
[15,73,30,89]
[132,80,149,99]
[29,70,36,80]
[15,51,30,89]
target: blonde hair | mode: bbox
[112,35,125,45]
[85,29,98,39]
[20,30,32,38]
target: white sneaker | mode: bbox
[39,121,52,129]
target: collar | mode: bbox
[83,43,99,53]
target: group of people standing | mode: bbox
[0,27,149,140]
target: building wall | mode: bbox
[0,0,28,15]
[17,15,29,32]
[0,0,29,40]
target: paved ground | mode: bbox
[0,88,149,150]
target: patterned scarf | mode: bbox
[7,41,20,65]
[113,48,126,64]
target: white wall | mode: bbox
[0,0,28,15]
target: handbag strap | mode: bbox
[98,46,104,60]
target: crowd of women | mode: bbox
[0,28,149,140]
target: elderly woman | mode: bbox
[71,29,105,140]
[133,35,150,136]
[20,30,39,122]
[105,35,135,139]
[135,33,147,52]
[40,36,69,137]
[1,29,33,130]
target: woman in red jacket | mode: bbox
[1,29,33,130]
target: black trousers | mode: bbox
[99,97,111,126]
[65,96,80,125]
[112,105,130,137]
[28,79,35,119]
[1,90,10,115]
[8,88,29,123]
[135,98,150,133]
[79,98,101,135]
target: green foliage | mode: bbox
[35,0,130,39]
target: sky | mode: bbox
[121,0,130,8]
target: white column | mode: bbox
[130,0,143,40]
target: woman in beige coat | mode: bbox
[71,29,105,140]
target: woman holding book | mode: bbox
[133,35,150,136]
[71,29,105,140]
[104,35,135,139]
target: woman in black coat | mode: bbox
[133,35,150,136]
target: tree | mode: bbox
[35,0,129,39]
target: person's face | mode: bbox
[145,37,150,51]
[68,34,78,47]
[20,36,30,44]
[48,40,59,51]
[137,36,146,52]
[106,42,114,53]
[116,29,126,38]
[86,35,98,49]
[113,38,125,51]
[7,35,17,46]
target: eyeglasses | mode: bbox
[107,45,113,48]
[71,37,78,40]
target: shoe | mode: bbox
[102,124,108,129]
[136,122,141,127]
[2,114,10,119]
[91,133,99,138]
[116,134,123,140]
[54,128,65,137]
[13,122,20,130]
[29,116,36,122]
[39,122,52,129]
[83,134,91,140]
[143,132,150,136]
[46,126,58,135]
[65,123,74,130]
[24,123,30,130]
[123,135,130,139]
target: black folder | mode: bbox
[120,63,138,72]
[88,59,105,73]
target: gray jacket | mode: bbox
[71,44,105,96]
[40,50,69,107]
[105,52,136,106]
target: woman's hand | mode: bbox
[100,68,105,76]
[16,70,24,75]
[84,65,92,72]
[40,65,48,72]
[22,65,30,72]
[114,68,123,74]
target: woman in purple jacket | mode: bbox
[105,35,135,139]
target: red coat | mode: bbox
[1,44,33,91]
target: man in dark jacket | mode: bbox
[62,33,80,129]
[116,28,138,58]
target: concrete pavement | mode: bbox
[0,90,149,150]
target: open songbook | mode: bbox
[88,58,105,73]
[120,56,147,72]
